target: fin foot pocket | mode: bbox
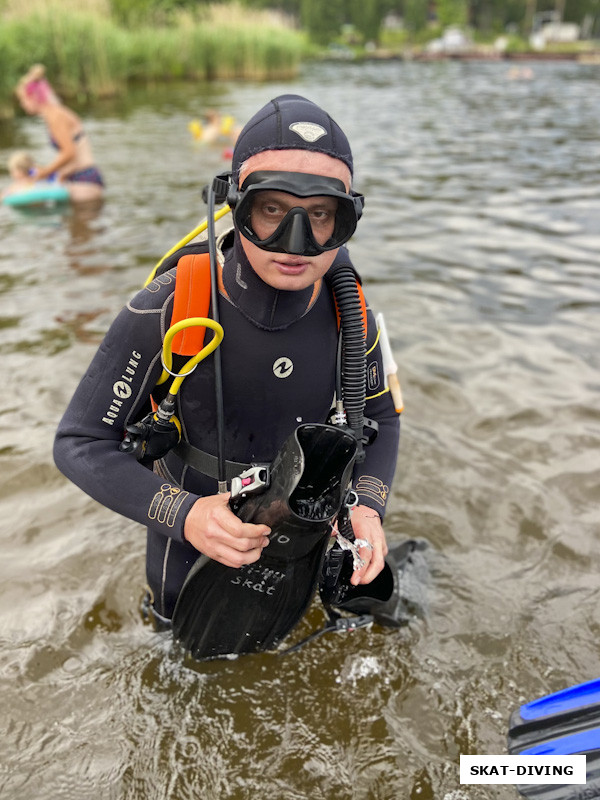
[320,537,431,628]
[172,424,358,660]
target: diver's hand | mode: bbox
[183,493,270,568]
[349,504,388,586]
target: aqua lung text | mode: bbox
[102,350,142,426]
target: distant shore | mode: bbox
[410,50,599,62]
[325,46,600,64]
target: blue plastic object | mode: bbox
[2,183,70,207]
[522,726,600,756]
[521,678,600,721]
[508,678,600,799]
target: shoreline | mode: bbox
[323,47,600,65]
[410,50,595,62]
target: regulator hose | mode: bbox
[327,263,367,462]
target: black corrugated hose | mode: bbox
[327,263,367,462]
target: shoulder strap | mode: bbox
[170,252,212,356]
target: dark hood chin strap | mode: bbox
[221,231,321,331]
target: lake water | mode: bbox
[1,59,599,800]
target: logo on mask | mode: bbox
[273,357,294,378]
[289,122,327,143]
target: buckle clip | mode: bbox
[230,465,270,500]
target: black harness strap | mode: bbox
[172,440,256,482]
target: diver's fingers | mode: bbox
[217,511,271,540]
[211,541,266,569]
[212,528,270,554]
[209,492,271,539]
[183,494,270,564]
[349,504,388,586]
[354,543,385,585]
[350,505,388,552]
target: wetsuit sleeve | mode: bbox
[53,281,199,542]
[351,306,401,519]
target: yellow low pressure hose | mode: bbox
[157,317,224,395]
[119,317,224,463]
[143,205,232,287]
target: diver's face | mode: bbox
[237,150,352,292]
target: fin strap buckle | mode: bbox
[230,465,270,501]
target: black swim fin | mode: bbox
[507,677,600,799]
[172,423,358,660]
[320,537,430,627]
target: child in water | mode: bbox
[188,109,241,159]
[1,150,37,200]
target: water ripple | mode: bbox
[1,59,599,800]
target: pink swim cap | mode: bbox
[25,79,50,104]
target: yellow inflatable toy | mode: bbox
[188,111,238,145]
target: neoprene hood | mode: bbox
[232,94,353,183]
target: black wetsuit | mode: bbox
[54,233,400,619]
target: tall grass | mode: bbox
[0,2,306,114]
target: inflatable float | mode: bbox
[2,182,70,208]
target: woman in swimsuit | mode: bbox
[15,64,105,204]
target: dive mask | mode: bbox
[227,171,365,257]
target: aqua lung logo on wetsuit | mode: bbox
[114,381,132,400]
[102,350,142,426]
[273,357,294,378]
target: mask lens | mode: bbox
[249,190,338,247]
[232,171,363,256]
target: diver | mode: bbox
[53,94,403,656]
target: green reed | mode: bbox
[0,3,306,113]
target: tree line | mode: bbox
[108,0,600,44]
